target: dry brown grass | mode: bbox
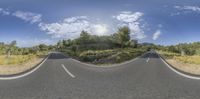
[0,57,44,75]
[167,59,200,75]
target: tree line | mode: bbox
[1,26,200,57]
[0,41,54,57]
[56,26,138,52]
[156,42,200,56]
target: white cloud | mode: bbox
[0,8,10,15]
[17,38,55,47]
[172,5,200,16]
[91,24,108,36]
[113,11,143,23]
[113,11,146,39]
[12,11,42,24]
[175,6,200,12]
[152,30,161,40]
[39,16,109,39]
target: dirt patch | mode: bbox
[167,59,200,75]
[0,57,44,75]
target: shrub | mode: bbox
[79,48,147,63]
[158,50,181,59]
[79,50,116,62]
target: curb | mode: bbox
[157,52,200,80]
[0,54,50,80]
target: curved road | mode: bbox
[0,52,200,99]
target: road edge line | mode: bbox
[61,64,75,78]
[0,54,50,80]
[157,53,200,80]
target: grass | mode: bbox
[158,50,200,65]
[158,50,181,59]
[0,55,37,65]
[174,55,200,65]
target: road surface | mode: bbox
[0,52,200,99]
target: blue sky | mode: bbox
[0,0,200,47]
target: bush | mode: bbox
[158,50,181,59]
[79,48,147,64]
[79,50,117,62]
[111,48,146,63]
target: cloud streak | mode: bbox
[172,5,200,16]
[152,30,161,40]
[0,8,10,15]
[175,6,200,12]
[12,11,42,24]
[39,16,109,39]
[113,11,146,39]
[0,8,42,24]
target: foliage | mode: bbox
[114,26,131,48]
[157,42,200,56]
[79,48,147,64]
[158,50,181,59]
[57,26,137,52]
[79,49,116,62]
[0,41,53,56]
[0,55,37,65]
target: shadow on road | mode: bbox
[140,52,160,59]
[48,53,70,60]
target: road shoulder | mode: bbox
[158,53,200,80]
[0,54,49,79]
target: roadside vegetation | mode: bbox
[1,25,200,74]
[0,41,53,75]
[157,42,200,74]
[56,26,150,64]
[157,42,200,65]
[0,41,52,65]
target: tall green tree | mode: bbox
[6,40,17,58]
[79,30,91,45]
[115,26,131,48]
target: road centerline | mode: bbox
[146,57,150,63]
[61,64,75,78]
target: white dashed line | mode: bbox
[146,57,150,63]
[61,64,75,78]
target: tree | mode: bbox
[79,30,91,45]
[124,40,138,48]
[6,40,17,58]
[39,44,48,51]
[115,26,131,48]
[57,40,63,50]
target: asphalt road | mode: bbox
[0,52,200,99]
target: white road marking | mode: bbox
[61,64,75,78]
[0,54,50,80]
[146,57,150,63]
[157,53,200,80]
